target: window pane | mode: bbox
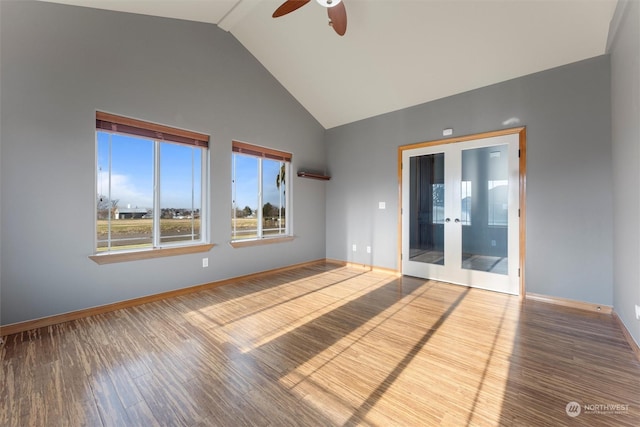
[96,133,112,223]
[232,154,259,240]
[160,142,202,244]
[262,159,287,237]
[97,132,153,251]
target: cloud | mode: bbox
[97,172,153,209]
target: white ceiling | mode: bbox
[42,0,617,129]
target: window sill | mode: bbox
[89,243,215,265]
[229,236,295,248]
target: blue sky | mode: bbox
[98,132,285,211]
[232,155,285,211]
[97,132,201,210]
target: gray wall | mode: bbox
[0,1,625,327]
[0,1,326,325]
[326,56,613,305]
[610,0,640,346]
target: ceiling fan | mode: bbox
[272,0,347,36]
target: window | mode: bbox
[231,141,291,242]
[95,112,208,254]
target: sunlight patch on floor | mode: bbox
[233,275,396,353]
[278,283,520,425]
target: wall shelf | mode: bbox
[297,171,331,181]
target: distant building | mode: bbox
[114,208,148,219]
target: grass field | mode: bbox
[232,218,258,230]
[97,218,200,236]
[97,219,201,251]
[97,218,284,250]
[232,218,285,238]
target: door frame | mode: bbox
[397,127,527,298]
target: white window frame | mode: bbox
[231,141,292,245]
[91,112,212,264]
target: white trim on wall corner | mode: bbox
[606,0,633,53]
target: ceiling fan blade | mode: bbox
[327,2,347,36]
[273,0,311,18]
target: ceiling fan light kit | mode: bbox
[316,0,342,7]
[273,0,347,36]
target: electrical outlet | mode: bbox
[202,257,208,268]
[366,246,371,254]
[352,244,357,252]
[635,304,640,320]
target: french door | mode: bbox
[401,132,521,295]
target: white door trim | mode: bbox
[397,127,527,297]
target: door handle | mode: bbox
[454,218,460,223]
[445,218,451,222]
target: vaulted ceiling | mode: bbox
[42,0,617,129]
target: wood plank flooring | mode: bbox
[1,262,639,426]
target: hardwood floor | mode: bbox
[1,262,639,426]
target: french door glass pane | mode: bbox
[409,153,445,265]
[461,145,508,275]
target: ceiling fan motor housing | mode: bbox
[273,0,347,36]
